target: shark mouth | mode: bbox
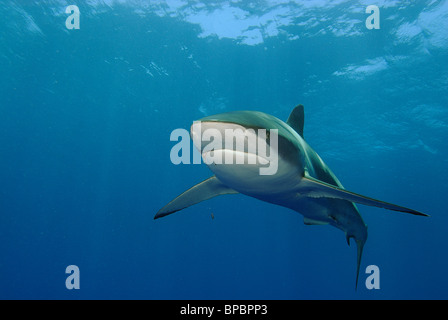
[201,149,270,166]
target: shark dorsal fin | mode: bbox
[287,104,305,138]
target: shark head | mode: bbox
[190,111,306,196]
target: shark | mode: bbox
[155,105,428,288]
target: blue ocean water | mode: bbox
[0,0,447,300]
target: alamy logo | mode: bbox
[365,265,380,289]
[365,5,380,30]
[65,265,80,290]
[65,5,80,30]
[169,122,279,175]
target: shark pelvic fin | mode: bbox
[303,217,329,226]
[154,176,238,219]
[302,175,428,217]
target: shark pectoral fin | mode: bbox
[302,176,429,217]
[154,176,238,219]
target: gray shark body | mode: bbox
[155,105,427,287]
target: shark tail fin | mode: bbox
[355,239,365,291]
[347,236,365,290]
[154,176,238,219]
